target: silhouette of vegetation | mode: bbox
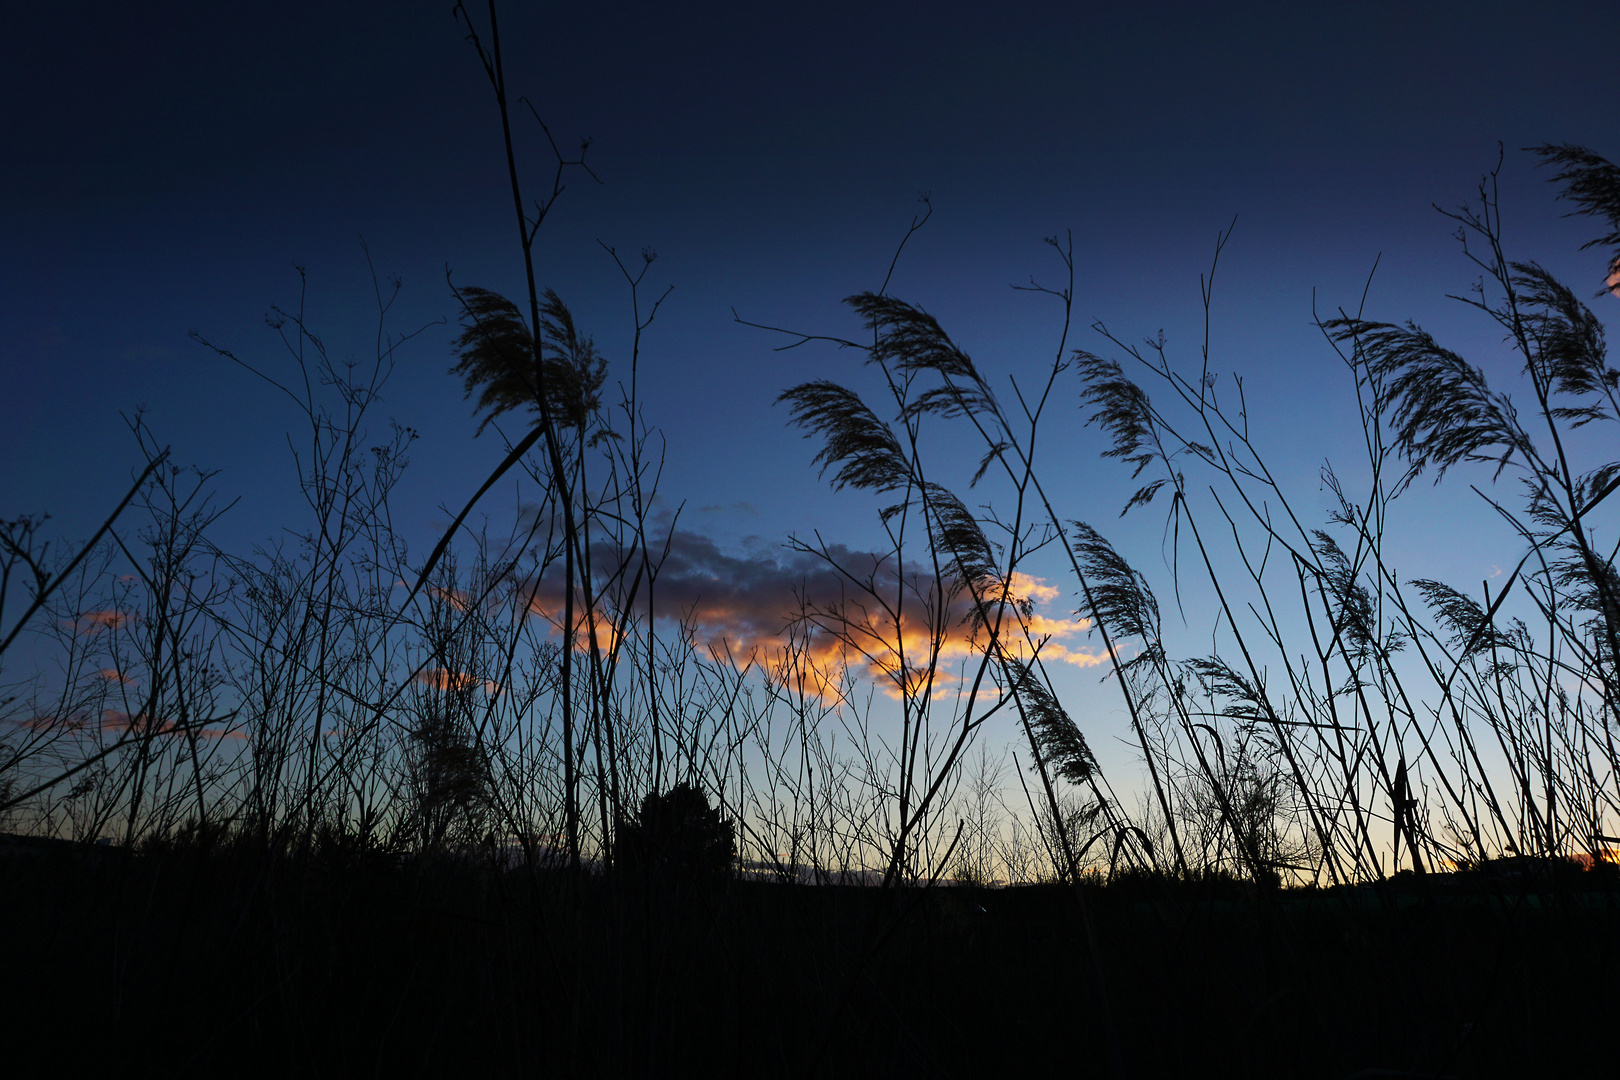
[614,781,736,881]
[450,284,609,436]
[2,0,1616,1073]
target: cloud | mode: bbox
[99,668,139,686]
[426,585,473,611]
[512,526,1111,698]
[413,668,501,695]
[1010,571,1060,605]
[99,710,241,739]
[16,703,242,740]
[101,709,179,735]
[67,610,133,635]
[17,710,92,733]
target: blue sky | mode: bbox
[4,0,1617,784]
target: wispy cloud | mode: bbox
[17,706,238,739]
[101,709,179,735]
[17,710,93,733]
[98,710,243,740]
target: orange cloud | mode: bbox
[68,610,133,635]
[582,617,623,656]
[518,588,627,657]
[96,709,241,740]
[413,668,501,695]
[427,585,473,611]
[1009,571,1060,605]
[1015,610,1111,670]
[511,527,1113,699]
[102,709,179,735]
[18,710,93,733]
[99,668,139,686]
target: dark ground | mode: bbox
[2,835,1615,1078]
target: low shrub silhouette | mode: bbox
[614,782,735,882]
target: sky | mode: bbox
[4,0,1618,782]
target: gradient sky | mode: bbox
[5,1,1617,777]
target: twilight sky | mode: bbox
[4,1,1617,766]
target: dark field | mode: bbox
[4,837,1616,1079]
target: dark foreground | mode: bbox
[3,837,1616,1079]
